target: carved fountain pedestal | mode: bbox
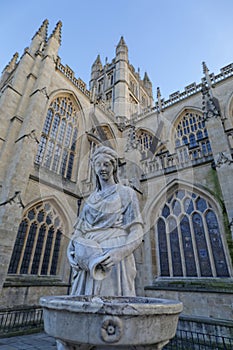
[40,295,183,350]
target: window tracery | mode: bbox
[156,189,230,278]
[137,130,153,152]
[8,201,63,276]
[35,96,79,180]
[175,112,212,156]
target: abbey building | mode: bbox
[0,20,232,328]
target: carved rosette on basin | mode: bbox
[40,295,183,349]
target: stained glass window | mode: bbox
[175,112,212,156]
[156,189,230,278]
[8,202,63,276]
[158,218,169,276]
[35,96,79,180]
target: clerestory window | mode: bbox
[175,112,212,155]
[35,96,79,180]
[8,201,63,276]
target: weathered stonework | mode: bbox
[0,19,232,330]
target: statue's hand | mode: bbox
[100,249,122,269]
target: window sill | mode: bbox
[4,275,69,287]
[145,278,233,294]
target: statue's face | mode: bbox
[94,154,114,182]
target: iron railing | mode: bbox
[165,329,233,349]
[0,306,43,336]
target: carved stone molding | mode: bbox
[215,152,233,168]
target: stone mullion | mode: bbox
[27,217,41,275]
[38,224,49,275]
[177,215,186,277]
[16,219,31,274]
[189,213,201,277]
[165,216,173,277]
[201,210,217,277]
[47,227,57,275]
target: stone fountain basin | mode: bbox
[40,295,182,348]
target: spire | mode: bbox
[117,36,127,48]
[92,54,102,69]
[143,72,151,83]
[2,52,19,73]
[143,72,153,99]
[49,20,62,45]
[116,36,128,61]
[32,19,48,41]
[90,54,103,83]
[29,19,49,55]
[45,21,62,58]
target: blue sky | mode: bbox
[1,0,233,100]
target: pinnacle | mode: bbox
[157,87,161,98]
[3,52,19,73]
[202,61,209,74]
[117,36,127,48]
[32,19,49,41]
[49,20,62,44]
[144,72,150,82]
[92,54,102,69]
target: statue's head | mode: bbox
[91,145,119,190]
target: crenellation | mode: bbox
[56,60,90,97]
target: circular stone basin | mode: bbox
[40,295,183,349]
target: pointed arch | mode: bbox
[8,198,70,276]
[168,108,213,164]
[136,128,154,153]
[35,91,85,180]
[148,180,231,278]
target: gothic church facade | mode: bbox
[0,20,232,326]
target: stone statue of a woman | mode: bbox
[67,145,144,296]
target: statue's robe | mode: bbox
[67,184,144,296]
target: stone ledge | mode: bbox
[145,278,233,294]
[3,275,69,288]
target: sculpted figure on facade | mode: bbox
[67,145,144,296]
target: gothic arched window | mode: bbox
[156,189,230,278]
[35,96,79,180]
[8,201,63,276]
[175,112,212,156]
[137,130,153,152]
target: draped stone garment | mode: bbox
[67,184,144,296]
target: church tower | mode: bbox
[89,36,153,122]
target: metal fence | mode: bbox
[165,317,233,350]
[165,329,233,349]
[0,306,43,336]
